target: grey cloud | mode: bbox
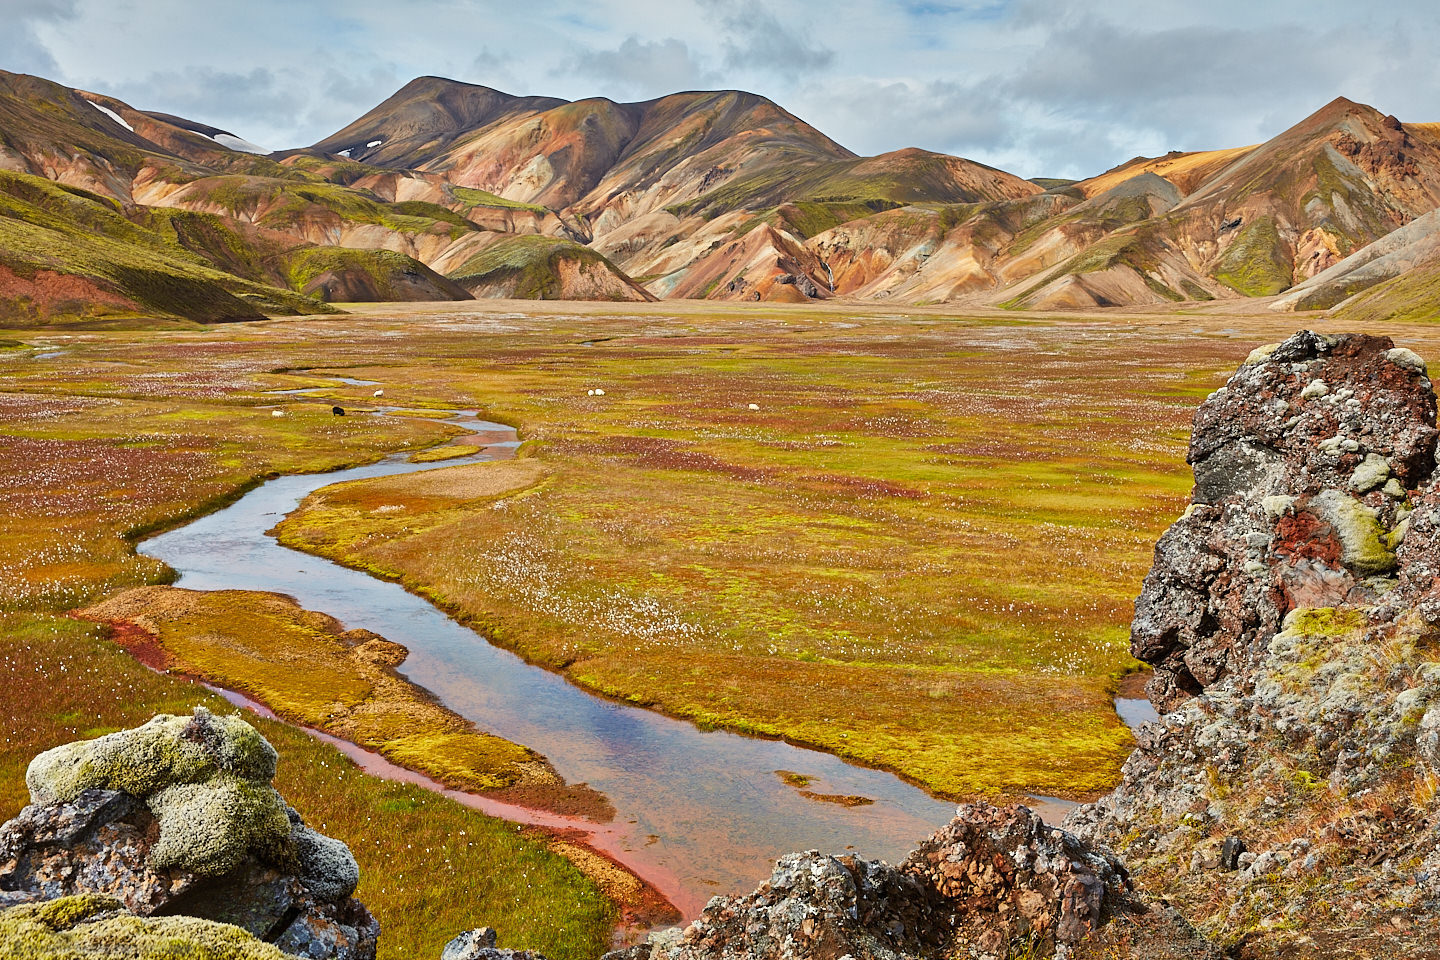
[3,0,79,76]
[1,24,63,76]
[94,66,304,145]
[794,76,1011,157]
[697,0,834,81]
[560,37,718,98]
[468,47,519,89]
[9,0,78,17]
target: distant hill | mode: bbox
[2,68,1439,321]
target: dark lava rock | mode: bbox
[1218,837,1245,871]
[1132,331,1436,711]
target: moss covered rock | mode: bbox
[2,711,376,959]
[26,709,289,877]
[0,894,291,959]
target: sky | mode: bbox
[3,0,1438,179]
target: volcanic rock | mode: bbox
[0,709,377,959]
[603,803,1134,960]
[1069,330,1440,958]
[1131,331,1436,710]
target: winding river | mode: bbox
[140,390,1124,919]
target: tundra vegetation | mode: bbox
[6,301,1436,958]
[0,347,612,959]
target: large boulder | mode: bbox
[1071,332,1440,958]
[1133,331,1436,710]
[0,709,377,959]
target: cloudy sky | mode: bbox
[5,0,1437,178]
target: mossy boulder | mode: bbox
[26,709,289,877]
[2,711,376,959]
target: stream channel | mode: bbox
[141,384,1151,920]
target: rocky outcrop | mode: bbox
[1069,330,1440,958]
[0,709,377,959]
[598,803,1139,960]
[442,926,548,960]
[1132,331,1436,710]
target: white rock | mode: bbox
[1300,380,1329,399]
[1244,343,1281,366]
[1262,495,1295,519]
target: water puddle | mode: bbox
[1115,697,1160,732]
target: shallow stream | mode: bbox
[140,388,1150,918]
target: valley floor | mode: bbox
[6,299,1439,957]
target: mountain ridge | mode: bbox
[2,69,1438,322]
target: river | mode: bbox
[141,389,1136,919]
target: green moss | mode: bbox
[28,894,123,930]
[147,777,294,876]
[26,711,298,878]
[0,170,332,325]
[669,152,1012,219]
[0,896,290,959]
[450,186,548,214]
[1310,489,1397,576]
[1213,216,1293,296]
[280,246,456,301]
[739,200,902,239]
[447,236,627,299]
[1330,257,1440,324]
[27,711,277,802]
[1284,607,1366,638]
[183,176,472,240]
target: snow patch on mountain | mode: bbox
[210,132,270,155]
[85,100,133,132]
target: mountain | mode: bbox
[800,97,1440,311]
[297,77,1040,303]
[3,69,1440,321]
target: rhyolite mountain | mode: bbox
[2,68,1439,324]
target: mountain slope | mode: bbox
[0,170,329,325]
[1272,206,1440,311]
[807,96,1440,310]
[6,68,1440,315]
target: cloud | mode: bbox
[791,76,1011,157]
[104,67,300,126]
[15,0,1440,175]
[697,0,834,81]
[2,0,78,76]
[560,36,718,97]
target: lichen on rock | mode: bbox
[0,894,293,959]
[1,711,375,960]
[1069,330,1440,957]
[27,708,278,806]
[1132,330,1436,710]
[25,708,291,878]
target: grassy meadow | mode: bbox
[6,300,1427,957]
[266,302,1294,799]
[0,349,613,959]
